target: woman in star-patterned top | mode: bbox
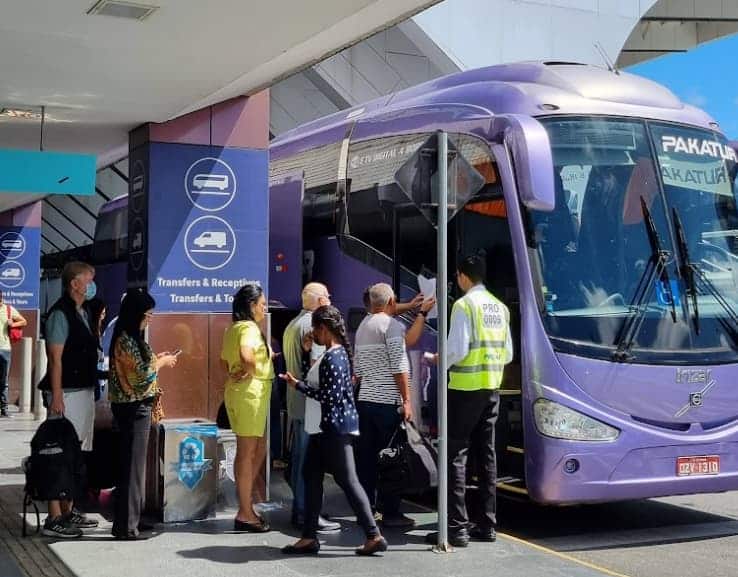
[281,305,388,557]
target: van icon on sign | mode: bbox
[193,231,227,250]
[1,268,21,278]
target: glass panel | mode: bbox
[525,117,738,363]
[651,122,738,352]
[346,132,495,277]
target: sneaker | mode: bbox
[289,514,340,533]
[65,509,99,529]
[381,514,415,528]
[317,516,341,534]
[42,516,83,539]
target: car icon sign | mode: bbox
[193,231,227,249]
[1,268,21,278]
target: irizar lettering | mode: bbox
[661,135,737,162]
[675,368,711,384]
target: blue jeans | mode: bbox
[355,401,403,517]
[289,419,310,517]
[0,349,11,411]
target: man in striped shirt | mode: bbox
[354,283,414,528]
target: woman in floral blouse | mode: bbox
[108,289,177,540]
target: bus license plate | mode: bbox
[676,455,720,477]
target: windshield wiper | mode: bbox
[613,197,677,362]
[672,207,700,334]
[672,207,738,344]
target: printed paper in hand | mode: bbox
[417,274,438,319]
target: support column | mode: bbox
[128,93,270,502]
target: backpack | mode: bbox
[23,417,84,536]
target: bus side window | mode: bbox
[345,133,436,277]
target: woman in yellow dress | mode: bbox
[221,283,273,532]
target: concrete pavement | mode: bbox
[0,410,615,577]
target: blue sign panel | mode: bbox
[0,150,95,196]
[145,143,268,312]
[0,227,40,308]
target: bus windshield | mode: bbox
[526,116,738,363]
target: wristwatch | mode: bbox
[417,310,427,319]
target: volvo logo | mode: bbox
[675,369,716,418]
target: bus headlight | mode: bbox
[533,399,619,441]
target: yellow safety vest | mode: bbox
[449,289,509,391]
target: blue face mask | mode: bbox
[85,281,97,301]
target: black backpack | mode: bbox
[23,417,84,536]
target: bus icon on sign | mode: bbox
[193,174,229,192]
[132,174,144,194]
[1,240,22,250]
[185,157,236,212]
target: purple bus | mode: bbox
[270,61,738,505]
[87,62,738,505]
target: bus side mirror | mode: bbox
[495,115,555,212]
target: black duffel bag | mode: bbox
[377,421,437,496]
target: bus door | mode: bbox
[449,137,526,488]
[269,174,304,311]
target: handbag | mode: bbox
[377,421,437,496]
[7,305,21,343]
[303,354,323,434]
[151,389,164,424]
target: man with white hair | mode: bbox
[354,283,414,528]
[282,282,340,532]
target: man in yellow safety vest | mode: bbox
[426,253,512,547]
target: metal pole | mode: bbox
[33,339,47,421]
[19,337,33,413]
[392,207,402,299]
[436,131,450,551]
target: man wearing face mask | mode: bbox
[40,261,101,538]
